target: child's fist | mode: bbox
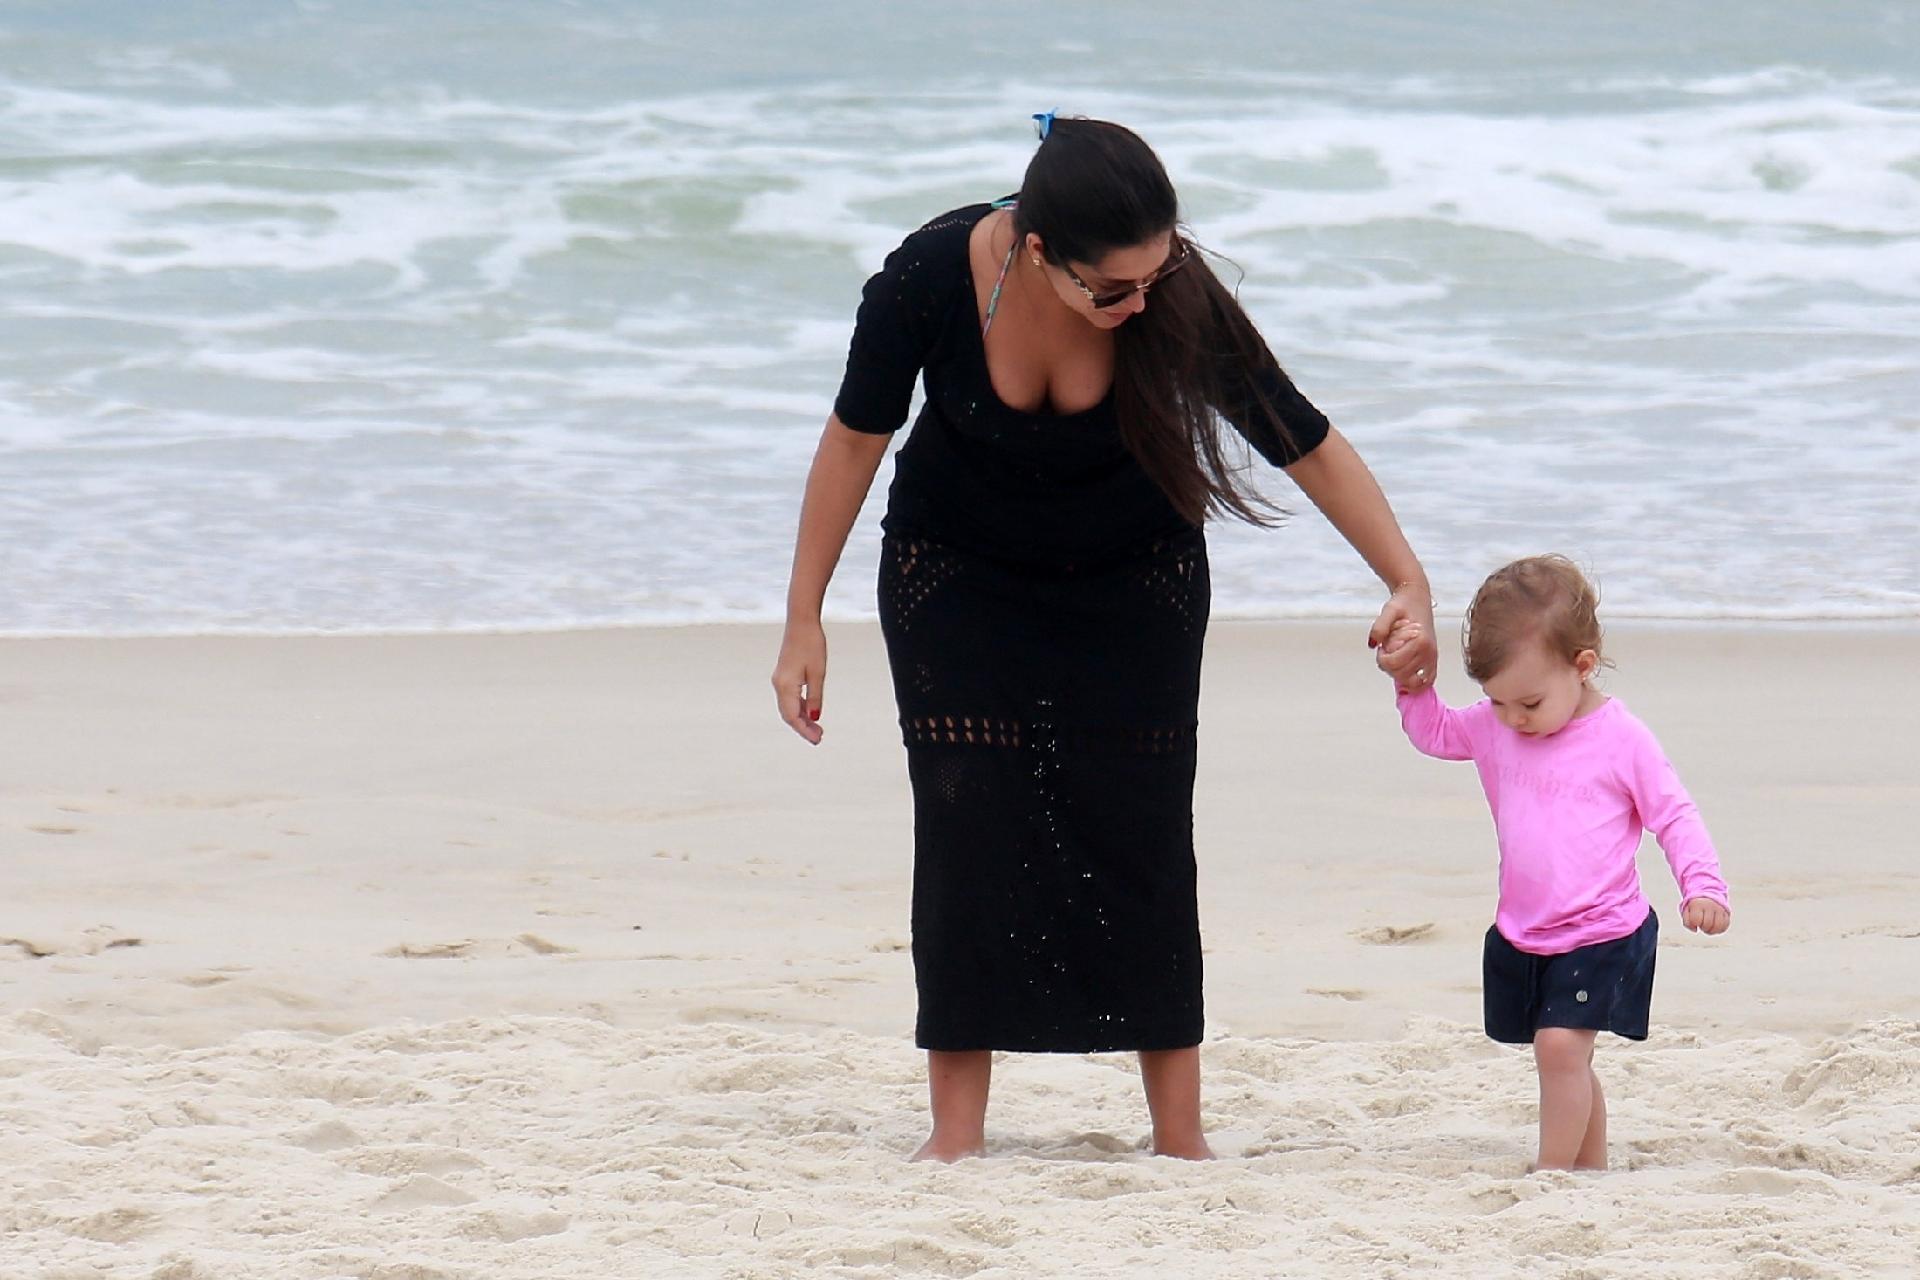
[1681,897,1730,935]
[1375,619,1422,671]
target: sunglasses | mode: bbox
[1057,237,1191,310]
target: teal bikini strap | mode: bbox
[982,198,1019,339]
[982,240,1016,339]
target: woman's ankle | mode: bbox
[911,1129,986,1162]
[1150,1126,1215,1160]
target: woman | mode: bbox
[772,116,1438,1161]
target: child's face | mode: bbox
[1480,639,1599,738]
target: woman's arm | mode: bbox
[771,414,893,744]
[1282,425,1438,691]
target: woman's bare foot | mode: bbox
[1149,1132,1216,1160]
[911,1134,986,1162]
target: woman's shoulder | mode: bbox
[909,198,1005,243]
[861,200,1000,314]
[883,200,999,269]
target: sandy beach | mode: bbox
[2,621,1916,1278]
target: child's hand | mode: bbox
[1376,618,1419,658]
[1375,619,1424,680]
[1681,898,1731,935]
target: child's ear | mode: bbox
[1575,649,1599,682]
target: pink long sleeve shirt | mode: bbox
[1397,687,1730,955]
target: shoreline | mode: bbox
[4,612,1918,644]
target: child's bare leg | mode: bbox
[1532,1028,1599,1170]
[1139,1046,1213,1160]
[1574,1064,1608,1170]
[912,1050,990,1162]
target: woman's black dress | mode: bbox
[833,203,1330,1053]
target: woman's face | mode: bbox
[1026,229,1181,329]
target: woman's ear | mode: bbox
[1024,232,1047,267]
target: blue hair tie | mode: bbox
[1032,109,1058,141]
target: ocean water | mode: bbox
[2,1,1917,635]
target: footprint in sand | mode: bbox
[372,1176,475,1212]
[1306,987,1370,1001]
[67,1205,157,1244]
[291,1119,365,1153]
[3,928,143,959]
[380,935,577,960]
[381,941,475,960]
[28,824,81,835]
[1352,922,1437,945]
[460,1208,571,1242]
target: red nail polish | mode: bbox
[808,708,820,721]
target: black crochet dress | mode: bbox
[833,203,1330,1052]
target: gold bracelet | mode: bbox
[1391,581,1437,610]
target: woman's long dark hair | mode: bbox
[1012,118,1292,527]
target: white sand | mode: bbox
[1,623,1916,1277]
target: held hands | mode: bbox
[1375,618,1423,668]
[1370,592,1437,694]
[771,621,827,745]
[1681,897,1732,935]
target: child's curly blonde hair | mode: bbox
[1463,555,1610,684]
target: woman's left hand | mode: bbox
[1369,586,1438,693]
[1278,428,1437,695]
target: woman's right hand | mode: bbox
[772,417,890,747]
[772,620,828,745]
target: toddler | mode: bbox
[1377,555,1731,1171]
